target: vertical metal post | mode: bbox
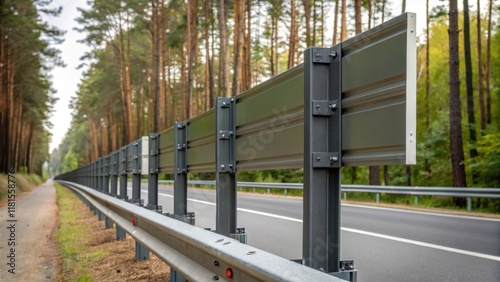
[131,141,141,204]
[93,162,97,190]
[467,197,472,212]
[215,97,237,237]
[98,158,103,192]
[303,46,343,273]
[105,217,113,229]
[103,156,110,194]
[135,241,149,261]
[174,122,188,216]
[110,152,118,196]
[119,146,128,200]
[148,134,159,211]
[116,226,126,240]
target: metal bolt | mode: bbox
[315,53,321,61]
[330,156,338,162]
[316,157,321,161]
[316,104,320,109]
[212,275,219,280]
[330,103,337,111]
[329,51,337,58]
[213,260,219,266]
[220,164,225,170]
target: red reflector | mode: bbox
[225,268,233,279]
[132,218,136,226]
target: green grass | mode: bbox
[55,183,109,281]
[0,173,45,200]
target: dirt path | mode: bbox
[0,180,58,281]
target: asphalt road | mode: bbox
[128,184,500,282]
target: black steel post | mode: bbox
[119,146,128,200]
[131,141,141,204]
[103,155,110,194]
[174,122,188,216]
[303,46,342,273]
[110,152,118,196]
[215,97,237,237]
[148,134,159,211]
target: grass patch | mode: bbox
[55,183,110,281]
[0,173,45,200]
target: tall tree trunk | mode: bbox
[160,0,167,129]
[303,0,312,46]
[485,0,492,125]
[448,0,467,198]
[243,0,252,90]
[354,0,362,34]
[204,0,214,111]
[368,0,372,29]
[425,0,432,178]
[217,0,230,98]
[232,0,244,96]
[187,0,198,117]
[332,0,339,45]
[477,0,485,131]
[340,0,347,41]
[369,167,381,186]
[463,0,479,184]
[289,0,297,68]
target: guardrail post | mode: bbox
[304,46,352,278]
[174,122,188,216]
[103,155,110,194]
[119,146,128,200]
[148,134,160,211]
[171,123,191,282]
[131,141,142,204]
[215,97,238,238]
[94,160,98,190]
[135,241,149,261]
[116,226,126,240]
[467,197,472,212]
[110,152,118,196]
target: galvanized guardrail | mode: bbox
[58,180,342,282]
[56,13,417,280]
[157,180,500,211]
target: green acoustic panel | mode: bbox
[341,12,416,166]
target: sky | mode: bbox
[44,1,441,153]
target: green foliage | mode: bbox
[0,173,45,200]
[55,184,109,281]
[469,131,500,187]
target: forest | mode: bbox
[1,1,499,209]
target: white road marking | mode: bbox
[132,187,500,261]
[342,227,500,262]
[342,203,500,222]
